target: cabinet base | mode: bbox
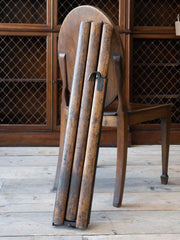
[0,125,180,146]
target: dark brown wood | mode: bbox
[131,125,180,145]
[160,109,171,184]
[56,5,125,108]
[2,127,180,146]
[52,6,173,227]
[52,32,61,132]
[53,6,125,229]
[92,48,172,209]
[1,0,179,146]
[0,128,118,147]
[124,0,179,143]
[112,55,128,208]
[113,110,128,207]
[53,6,124,228]
[112,55,172,208]
[76,22,113,229]
[0,131,60,146]
[53,21,91,226]
[53,5,125,191]
[53,53,68,191]
[128,104,173,126]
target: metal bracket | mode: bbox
[88,71,107,92]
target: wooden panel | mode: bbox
[1,126,180,146]
[0,129,117,147]
[0,132,60,146]
[125,0,180,145]
[1,0,180,146]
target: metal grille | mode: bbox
[132,38,180,124]
[0,0,46,24]
[0,36,47,125]
[134,0,180,26]
[58,0,119,25]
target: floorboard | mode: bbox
[0,146,180,239]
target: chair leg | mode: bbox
[160,113,171,185]
[53,108,67,191]
[113,115,128,207]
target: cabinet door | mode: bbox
[57,0,120,25]
[131,0,180,126]
[0,33,52,130]
[132,38,180,124]
[0,0,48,24]
[133,0,179,27]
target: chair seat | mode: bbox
[128,103,173,113]
[104,100,172,113]
[103,101,172,127]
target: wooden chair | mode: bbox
[53,5,172,209]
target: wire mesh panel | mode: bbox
[0,0,47,24]
[134,0,179,26]
[0,36,47,125]
[132,38,180,124]
[58,0,119,25]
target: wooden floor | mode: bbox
[0,145,180,240]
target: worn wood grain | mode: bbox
[1,175,180,196]
[53,21,91,226]
[82,235,180,240]
[1,235,180,240]
[1,191,180,213]
[0,211,180,236]
[0,145,179,156]
[0,147,59,156]
[76,22,113,229]
[0,146,180,239]
[66,22,102,222]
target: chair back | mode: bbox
[58,5,125,109]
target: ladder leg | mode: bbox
[53,22,91,226]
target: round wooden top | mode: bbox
[58,5,124,107]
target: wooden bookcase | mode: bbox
[120,0,180,144]
[0,0,180,146]
[0,0,119,146]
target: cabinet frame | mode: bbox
[0,0,52,32]
[0,0,180,145]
